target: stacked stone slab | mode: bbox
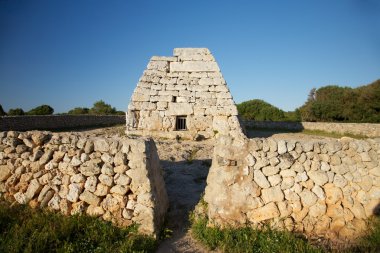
[202,135,380,241]
[126,48,245,140]
[0,131,168,237]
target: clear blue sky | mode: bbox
[1,0,379,113]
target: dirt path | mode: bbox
[155,140,213,253]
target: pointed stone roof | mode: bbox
[126,48,244,140]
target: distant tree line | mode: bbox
[237,79,380,123]
[0,100,124,116]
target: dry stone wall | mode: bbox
[0,131,168,237]
[204,135,380,241]
[0,115,125,132]
[244,121,380,138]
[126,48,245,141]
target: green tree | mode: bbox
[0,104,6,116]
[237,99,286,121]
[298,79,380,122]
[89,100,117,115]
[67,107,89,115]
[27,105,54,115]
[8,108,25,116]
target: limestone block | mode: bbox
[150,95,173,102]
[147,60,169,72]
[170,61,220,72]
[312,185,326,199]
[99,174,114,187]
[14,192,27,204]
[247,202,280,223]
[173,48,211,60]
[158,90,179,96]
[253,170,270,188]
[299,189,318,207]
[309,202,327,217]
[167,103,193,115]
[80,190,101,206]
[0,165,11,182]
[278,140,287,154]
[324,183,343,205]
[110,185,129,195]
[84,176,97,192]
[212,116,230,135]
[151,56,177,62]
[159,77,177,85]
[198,77,214,86]
[261,186,284,203]
[67,183,83,203]
[94,183,110,196]
[94,139,109,152]
[25,179,43,201]
[87,205,105,217]
[47,194,61,210]
[281,177,295,190]
[215,92,232,99]
[80,164,101,176]
[131,92,150,102]
[71,201,86,215]
[308,170,328,186]
[114,173,131,186]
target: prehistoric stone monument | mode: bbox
[126,48,244,140]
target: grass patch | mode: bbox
[300,129,367,139]
[0,200,156,253]
[349,216,380,253]
[191,217,322,253]
[191,215,380,253]
[246,126,368,139]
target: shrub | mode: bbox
[8,108,25,116]
[27,105,54,115]
[89,100,117,115]
[0,104,6,116]
[67,107,89,115]
[237,99,287,121]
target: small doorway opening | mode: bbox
[175,116,187,130]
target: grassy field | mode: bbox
[190,215,380,253]
[247,126,368,139]
[0,200,157,253]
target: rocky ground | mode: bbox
[68,126,344,252]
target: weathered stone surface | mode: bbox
[308,170,328,186]
[277,140,287,154]
[94,139,109,152]
[84,176,97,192]
[25,179,42,200]
[170,61,220,72]
[299,190,318,207]
[79,190,101,206]
[324,183,343,205]
[0,165,11,181]
[253,170,270,189]
[247,202,280,222]
[261,186,284,203]
[67,183,83,203]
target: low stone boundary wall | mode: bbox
[0,131,168,237]
[204,135,380,241]
[243,121,380,138]
[0,115,125,131]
